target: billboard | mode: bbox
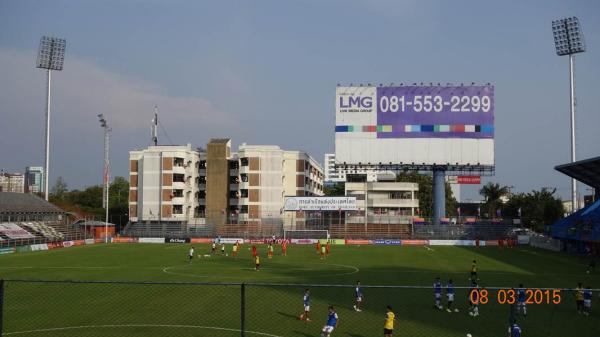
[335,85,494,166]
[284,196,358,211]
[447,175,482,184]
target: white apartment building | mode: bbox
[129,140,323,227]
[345,181,419,224]
[25,166,44,193]
[129,144,201,224]
[0,172,25,193]
[324,153,394,183]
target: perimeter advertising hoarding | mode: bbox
[335,86,494,166]
[284,196,358,211]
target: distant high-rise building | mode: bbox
[324,153,393,183]
[0,172,25,193]
[25,166,45,194]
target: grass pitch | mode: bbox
[1,243,599,337]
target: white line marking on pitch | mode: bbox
[3,324,283,337]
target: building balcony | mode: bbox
[171,196,185,204]
[172,181,187,190]
[172,166,186,174]
[229,184,239,190]
[368,198,419,208]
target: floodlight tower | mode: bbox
[36,36,66,201]
[98,114,111,243]
[552,17,586,212]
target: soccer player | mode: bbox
[232,242,238,258]
[188,246,195,263]
[221,243,226,255]
[316,241,322,254]
[326,241,331,255]
[517,284,527,316]
[583,286,592,316]
[434,277,443,310]
[268,243,274,259]
[255,254,261,271]
[508,320,521,337]
[353,280,363,312]
[252,245,257,258]
[211,241,216,254]
[282,240,287,256]
[384,305,395,337]
[446,279,458,312]
[320,305,338,337]
[320,244,327,259]
[470,260,477,280]
[576,282,584,314]
[299,288,311,321]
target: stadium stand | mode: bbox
[0,192,87,247]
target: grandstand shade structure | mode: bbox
[0,192,64,221]
[555,156,600,193]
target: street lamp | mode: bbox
[36,36,66,200]
[98,114,111,243]
[552,17,586,212]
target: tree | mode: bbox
[324,182,345,196]
[504,188,564,232]
[396,172,457,217]
[479,182,509,218]
[50,177,68,201]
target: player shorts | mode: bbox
[356,296,362,302]
[384,328,393,335]
[304,305,310,312]
[435,293,441,300]
[322,325,334,333]
[517,301,526,307]
[447,294,454,302]
[584,299,591,308]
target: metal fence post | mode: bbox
[240,283,246,337]
[0,279,4,337]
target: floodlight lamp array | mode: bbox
[552,17,585,56]
[36,36,66,70]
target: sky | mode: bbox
[0,0,599,201]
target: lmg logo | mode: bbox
[339,96,373,109]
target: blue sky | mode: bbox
[0,0,599,201]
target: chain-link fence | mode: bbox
[1,280,598,337]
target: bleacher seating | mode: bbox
[20,221,65,241]
[329,223,412,239]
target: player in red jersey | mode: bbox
[282,241,287,256]
[252,245,257,258]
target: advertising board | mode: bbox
[291,239,318,244]
[0,247,15,255]
[221,238,244,244]
[318,239,346,245]
[165,238,190,244]
[284,196,357,211]
[138,237,165,244]
[30,244,49,251]
[190,238,213,244]
[429,240,476,246]
[335,85,494,166]
[372,239,402,245]
[345,239,372,245]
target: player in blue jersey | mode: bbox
[299,289,311,321]
[516,284,527,316]
[320,306,338,337]
[508,320,521,337]
[434,277,443,310]
[353,280,363,312]
[583,286,592,316]
[446,279,458,312]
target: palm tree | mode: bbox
[479,183,509,218]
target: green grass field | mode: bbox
[1,243,599,337]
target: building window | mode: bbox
[173,174,185,182]
[229,160,239,169]
[240,158,249,166]
[240,205,248,214]
[199,160,206,169]
[230,176,239,184]
[174,158,185,167]
[389,191,412,199]
[240,174,248,182]
[199,176,206,184]
[240,189,248,198]
[229,191,239,198]
[173,205,183,214]
[198,190,206,198]
[173,189,183,197]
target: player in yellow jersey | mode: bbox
[575,282,584,314]
[384,305,395,336]
[255,255,261,271]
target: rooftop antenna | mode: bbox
[151,106,158,146]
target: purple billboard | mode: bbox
[375,86,494,139]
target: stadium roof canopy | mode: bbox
[0,192,64,213]
[555,156,600,190]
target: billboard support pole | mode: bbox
[433,168,446,225]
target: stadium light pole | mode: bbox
[98,114,111,243]
[552,17,586,213]
[36,36,66,201]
